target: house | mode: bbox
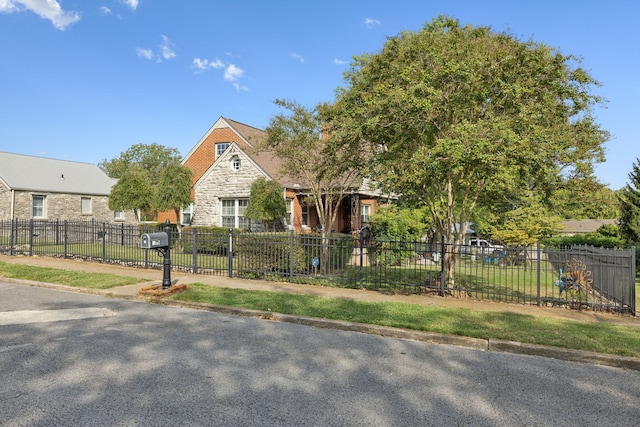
[0,151,135,223]
[159,117,386,233]
[559,219,617,236]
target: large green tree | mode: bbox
[618,159,640,243]
[266,98,360,272]
[108,166,153,222]
[323,16,609,284]
[154,163,193,232]
[102,143,190,222]
[245,177,287,231]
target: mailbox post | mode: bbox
[140,219,173,290]
[161,220,171,290]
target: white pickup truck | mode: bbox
[459,238,504,256]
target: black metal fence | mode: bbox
[0,219,635,314]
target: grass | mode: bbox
[1,260,638,358]
[0,261,144,290]
[171,283,640,358]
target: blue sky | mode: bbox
[0,0,637,190]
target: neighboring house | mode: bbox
[559,219,617,236]
[0,151,134,223]
[159,117,386,233]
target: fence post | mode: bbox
[536,241,541,306]
[440,235,445,297]
[9,219,14,256]
[28,219,34,256]
[101,222,107,262]
[359,232,364,290]
[289,229,294,283]
[632,246,637,315]
[227,228,233,278]
[191,227,198,274]
[63,220,68,258]
[144,234,149,269]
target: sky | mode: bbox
[0,1,638,190]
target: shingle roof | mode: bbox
[561,219,617,234]
[0,151,115,195]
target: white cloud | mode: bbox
[99,6,111,15]
[136,47,153,60]
[136,35,176,62]
[192,57,225,72]
[364,17,381,28]
[121,0,138,11]
[224,64,243,82]
[193,55,248,91]
[290,53,304,63]
[0,0,81,30]
[224,64,248,92]
[333,58,348,65]
[159,35,176,60]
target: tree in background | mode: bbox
[154,163,193,232]
[368,205,430,242]
[618,159,640,243]
[549,176,619,220]
[266,99,360,273]
[245,177,287,231]
[108,166,153,222]
[101,143,189,222]
[324,16,609,286]
[490,194,563,246]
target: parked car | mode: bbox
[459,238,504,256]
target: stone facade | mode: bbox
[1,185,136,223]
[193,145,266,226]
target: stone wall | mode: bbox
[193,146,265,226]
[3,189,136,223]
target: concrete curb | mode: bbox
[4,278,640,371]
[157,299,640,371]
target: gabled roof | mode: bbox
[0,151,115,195]
[193,142,271,188]
[182,116,265,162]
[185,116,383,195]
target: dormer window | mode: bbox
[231,155,241,171]
[216,142,230,159]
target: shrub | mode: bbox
[234,233,306,273]
[297,233,354,271]
[179,226,241,255]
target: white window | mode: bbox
[360,204,371,224]
[32,195,45,218]
[285,199,293,226]
[221,199,249,229]
[114,211,125,221]
[216,142,230,158]
[81,197,92,215]
[301,205,309,226]
[181,203,193,225]
[231,155,241,171]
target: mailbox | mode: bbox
[140,232,169,249]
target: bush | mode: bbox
[541,234,626,249]
[297,233,354,271]
[179,226,241,255]
[234,233,306,273]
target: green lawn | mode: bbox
[0,261,145,290]
[1,260,638,358]
[170,283,640,358]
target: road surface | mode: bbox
[1,282,639,426]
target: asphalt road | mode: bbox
[1,282,639,426]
